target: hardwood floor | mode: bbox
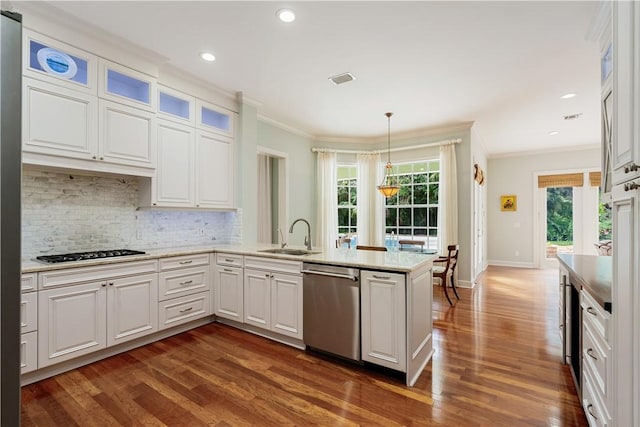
[21,266,587,426]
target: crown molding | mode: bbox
[257,114,313,139]
[237,92,263,109]
[488,143,599,159]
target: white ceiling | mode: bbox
[29,1,602,156]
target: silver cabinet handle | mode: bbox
[225,259,234,263]
[179,280,193,285]
[586,307,598,317]
[624,182,640,191]
[223,268,233,273]
[587,348,598,360]
[265,273,270,278]
[624,163,639,173]
[179,260,193,265]
[586,404,598,420]
[373,275,391,280]
[179,307,193,313]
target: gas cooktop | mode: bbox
[36,249,146,264]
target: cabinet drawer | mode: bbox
[581,289,610,342]
[159,266,210,301]
[158,292,210,330]
[21,292,38,334]
[216,252,243,267]
[244,256,301,275]
[39,259,158,290]
[582,367,611,427]
[20,331,38,375]
[159,253,210,271]
[583,320,610,400]
[21,273,37,292]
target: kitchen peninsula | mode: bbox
[557,253,612,425]
[21,245,436,387]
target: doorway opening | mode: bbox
[545,186,574,260]
[257,147,288,245]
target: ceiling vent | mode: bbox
[329,72,356,85]
[563,113,583,120]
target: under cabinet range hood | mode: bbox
[36,249,146,264]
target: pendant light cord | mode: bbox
[386,112,393,164]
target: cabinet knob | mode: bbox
[92,156,97,160]
[101,283,107,287]
[108,282,114,286]
[100,156,104,160]
[624,182,640,191]
[624,163,639,173]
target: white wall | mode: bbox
[487,146,600,267]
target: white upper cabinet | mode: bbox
[99,99,156,168]
[196,131,234,208]
[196,99,234,138]
[154,120,195,207]
[158,85,195,125]
[98,59,157,112]
[23,30,97,94]
[23,77,98,159]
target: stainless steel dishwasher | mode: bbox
[302,263,361,361]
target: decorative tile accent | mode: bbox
[22,169,242,259]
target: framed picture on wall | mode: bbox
[500,195,517,211]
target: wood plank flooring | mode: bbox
[21,266,587,426]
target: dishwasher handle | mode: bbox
[302,269,359,281]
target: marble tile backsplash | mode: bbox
[22,169,242,259]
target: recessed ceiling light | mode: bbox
[548,131,559,136]
[277,8,296,23]
[560,93,576,99]
[200,52,216,62]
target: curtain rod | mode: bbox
[311,138,462,155]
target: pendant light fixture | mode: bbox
[377,112,399,197]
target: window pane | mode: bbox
[414,184,427,204]
[398,174,412,185]
[399,228,412,235]
[386,227,397,235]
[428,161,440,172]
[385,208,397,227]
[414,228,427,236]
[351,208,357,226]
[397,164,413,174]
[415,162,428,173]
[399,208,411,226]
[338,187,349,205]
[414,173,427,184]
[414,208,427,226]
[398,186,412,205]
[386,192,398,205]
[338,208,349,226]
[429,171,440,183]
[429,228,438,236]
[428,184,439,204]
[428,207,438,227]
[350,188,357,205]
[339,227,349,234]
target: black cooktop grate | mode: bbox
[36,249,146,264]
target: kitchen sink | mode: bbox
[258,248,321,256]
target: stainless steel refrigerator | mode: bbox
[0,8,22,426]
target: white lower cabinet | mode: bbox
[157,254,211,330]
[361,270,406,371]
[243,256,303,340]
[37,261,158,368]
[21,273,38,374]
[213,263,244,322]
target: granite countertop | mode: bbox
[557,253,612,313]
[22,244,436,274]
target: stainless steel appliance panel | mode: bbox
[302,263,360,361]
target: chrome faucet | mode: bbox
[289,218,312,250]
[278,228,286,248]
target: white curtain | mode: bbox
[257,154,272,244]
[316,151,337,249]
[356,153,384,246]
[437,142,458,255]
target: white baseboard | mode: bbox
[487,260,535,268]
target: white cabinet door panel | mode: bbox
[21,331,38,374]
[243,269,270,329]
[213,265,244,321]
[107,273,158,346]
[271,273,302,339]
[156,119,194,206]
[21,292,38,334]
[38,282,106,368]
[196,131,233,208]
[23,77,97,159]
[99,100,155,168]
